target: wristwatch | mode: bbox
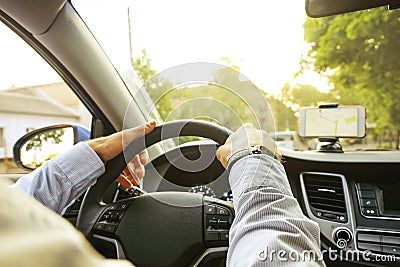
[227,145,278,172]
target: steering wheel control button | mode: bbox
[104,224,116,233]
[108,201,131,211]
[219,220,229,228]
[208,219,218,228]
[206,205,217,215]
[206,231,220,241]
[95,223,105,231]
[116,203,130,210]
[101,214,111,221]
[217,207,230,216]
[94,201,133,234]
[204,201,234,246]
[110,211,123,223]
[206,215,231,230]
[220,231,229,241]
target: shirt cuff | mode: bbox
[229,154,293,207]
[52,142,105,194]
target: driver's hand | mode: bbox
[117,150,149,188]
[87,120,157,187]
[216,123,280,168]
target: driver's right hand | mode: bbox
[216,123,281,168]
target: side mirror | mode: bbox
[13,124,91,171]
[306,0,391,18]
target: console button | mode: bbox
[382,236,400,245]
[359,190,376,199]
[360,198,377,208]
[357,183,374,191]
[358,242,382,252]
[205,205,217,215]
[382,245,400,255]
[358,233,381,243]
[361,208,379,216]
[206,231,219,241]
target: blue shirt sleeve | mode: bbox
[10,142,105,215]
[227,154,324,266]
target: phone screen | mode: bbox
[300,106,365,137]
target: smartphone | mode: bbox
[299,106,366,137]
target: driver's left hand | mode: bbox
[86,120,157,187]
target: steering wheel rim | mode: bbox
[77,120,232,237]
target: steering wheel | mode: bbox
[77,120,235,267]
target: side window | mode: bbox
[0,22,92,176]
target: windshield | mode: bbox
[72,0,400,151]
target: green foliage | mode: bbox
[133,50,298,133]
[282,83,336,107]
[303,7,400,132]
[25,129,65,152]
[264,94,298,132]
[133,49,174,120]
[133,49,156,82]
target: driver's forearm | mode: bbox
[227,155,325,266]
[10,142,105,214]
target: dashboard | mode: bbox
[142,143,400,266]
[283,149,400,266]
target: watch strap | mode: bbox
[226,145,278,173]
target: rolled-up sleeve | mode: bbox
[10,142,105,215]
[227,154,324,266]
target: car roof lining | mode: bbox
[0,0,67,35]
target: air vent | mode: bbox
[302,173,348,223]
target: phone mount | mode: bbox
[316,103,344,153]
[317,137,343,153]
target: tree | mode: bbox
[133,51,296,133]
[303,7,400,142]
[133,49,174,120]
[281,82,336,108]
[133,49,156,82]
[25,129,65,152]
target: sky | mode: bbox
[130,0,310,95]
[0,0,326,95]
[0,22,61,89]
